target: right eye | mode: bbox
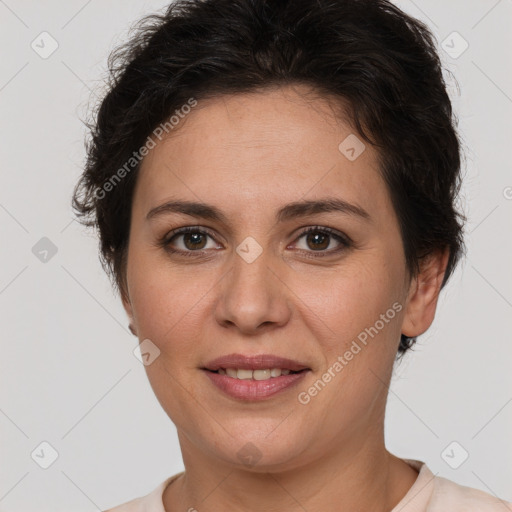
[160,226,222,256]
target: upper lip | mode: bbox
[203,353,310,372]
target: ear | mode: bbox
[121,289,137,336]
[401,249,450,338]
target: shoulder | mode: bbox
[429,474,512,511]
[395,459,511,512]
[102,473,184,512]
[103,494,146,512]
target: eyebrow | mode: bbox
[146,197,370,224]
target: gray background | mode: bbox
[0,0,511,510]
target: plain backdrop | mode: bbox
[1,0,511,510]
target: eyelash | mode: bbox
[159,225,352,259]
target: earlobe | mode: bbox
[121,291,137,336]
[401,249,450,338]
[122,294,133,319]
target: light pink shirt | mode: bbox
[103,459,511,511]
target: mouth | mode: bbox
[201,353,311,400]
[202,353,311,374]
[204,367,307,380]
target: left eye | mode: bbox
[293,227,348,252]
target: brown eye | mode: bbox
[162,227,220,256]
[292,226,351,255]
[304,231,330,251]
[181,231,208,250]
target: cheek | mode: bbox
[329,261,404,391]
[295,264,403,436]
[131,277,205,349]
[126,246,200,347]
[127,262,210,419]
[293,255,404,356]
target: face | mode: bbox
[122,84,434,472]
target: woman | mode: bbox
[72,0,511,510]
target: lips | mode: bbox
[203,355,311,400]
[203,353,311,372]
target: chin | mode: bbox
[208,426,312,472]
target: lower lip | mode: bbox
[203,370,309,401]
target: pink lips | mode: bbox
[202,353,311,401]
[203,353,310,372]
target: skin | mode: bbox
[121,84,448,511]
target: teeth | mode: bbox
[237,369,253,380]
[218,368,298,380]
[253,369,271,380]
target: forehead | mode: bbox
[134,85,387,219]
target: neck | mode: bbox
[163,429,419,511]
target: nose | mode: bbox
[214,244,292,335]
